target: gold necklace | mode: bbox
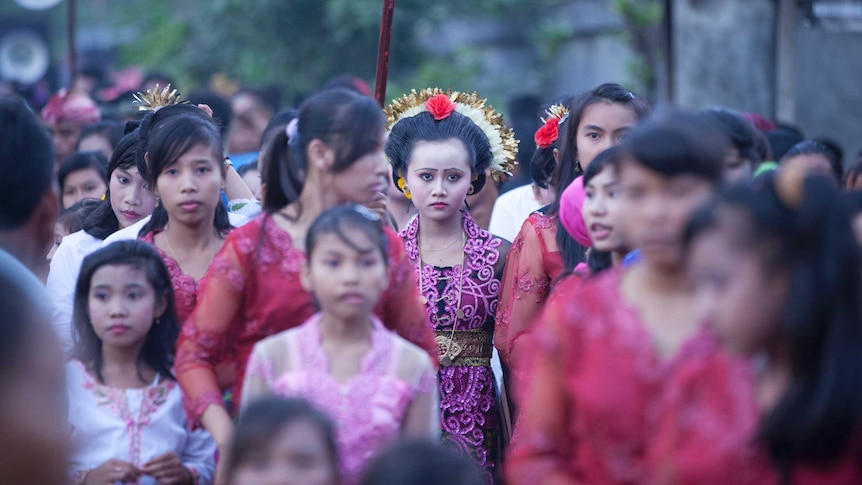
[417,220,466,366]
[419,234,462,253]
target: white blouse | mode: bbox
[66,361,216,484]
[46,230,104,355]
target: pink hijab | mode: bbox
[558,176,592,248]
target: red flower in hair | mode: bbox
[534,117,560,149]
[425,94,456,121]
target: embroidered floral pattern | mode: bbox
[75,361,175,468]
[140,232,201,325]
[401,212,502,484]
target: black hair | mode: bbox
[618,110,727,183]
[781,140,843,183]
[813,138,843,173]
[684,174,862,475]
[72,241,179,384]
[236,86,281,115]
[387,109,493,195]
[842,189,862,216]
[82,131,141,240]
[261,88,384,215]
[228,396,338,480]
[58,199,101,235]
[752,128,774,163]
[766,125,805,162]
[0,96,54,230]
[260,108,298,152]
[530,95,573,190]
[57,152,109,205]
[188,90,232,140]
[137,104,231,237]
[236,163,258,178]
[697,107,761,165]
[322,74,371,96]
[306,204,388,264]
[361,438,482,485]
[581,146,625,276]
[76,120,124,152]
[142,71,176,90]
[553,84,650,273]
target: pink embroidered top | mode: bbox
[66,360,216,485]
[242,314,439,485]
[140,231,200,325]
[647,349,862,484]
[175,214,438,427]
[401,211,508,484]
[506,269,714,485]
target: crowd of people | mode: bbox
[1,70,861,485]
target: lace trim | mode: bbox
[182,391,227,430]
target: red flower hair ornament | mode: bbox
[535,117,560,149]
[425,94,456,120]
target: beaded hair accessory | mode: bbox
[132,84,187,112]
[534,103,570,149]
[385,88,518,183]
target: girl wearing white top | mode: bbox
[67,240,215,485]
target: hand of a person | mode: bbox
[142,452,193,485]
[83,459,141,484]
[197,103,214,118]
[367,191,388,219]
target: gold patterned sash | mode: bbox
[434,329,493,367]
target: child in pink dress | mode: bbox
[242,205,439,485]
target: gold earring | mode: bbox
[467,184,475,195]
[397,177,412,200]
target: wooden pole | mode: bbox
[775,0,796,123]
[374,0,396,107]
[67,0,77,86]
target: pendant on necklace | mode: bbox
[420,295,428,305]
[455,308,465,319]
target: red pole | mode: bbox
[67,0,77,86]
[374,0,396,107]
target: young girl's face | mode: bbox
[330,132,389,207]
[62,167,107,209]
[110,165,157,229]
[583,166,625,254]
[47,221,71,263]
[618,160,715,270]
[78,134,113,160]
[231,420,338,485]
[687,213,787,355]
[154,143,224,227]
[575,102,638,170]
[405,139,473,223]
[88,264,165,350]
[303,227,389,322]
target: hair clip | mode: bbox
[286,118,299,146]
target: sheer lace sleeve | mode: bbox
[379,228,439,365]
[495,215,554,367]
[506,288,580,485]
[175,236,247,428]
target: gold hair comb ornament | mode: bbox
[132,84,188,112]
[385,88,519,184]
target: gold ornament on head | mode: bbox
[543,103,569,124]
[385,88,519,184]
[132,84,188,112]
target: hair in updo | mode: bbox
[386,110,494,194]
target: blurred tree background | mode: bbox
[68,0,654,107]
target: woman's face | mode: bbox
[688,215,787,355]
[230,420,338,485]
[575,102,638,170]
[405,139,473,223]
[47,221,70,263]
[62,167,107,209]
[110,165,157,229]
[583,166,625,254]
[329,133,389,207]
[48,121,83,166]
[618,159,715,270]
[153,143,224,228]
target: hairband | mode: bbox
[286,118,299,146]
[385,88,518,183]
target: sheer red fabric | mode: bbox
[140,231,200,326]
[495,212,562,368]
[175,214,436,427]
[648,349,862,485]
[506,270,714,485]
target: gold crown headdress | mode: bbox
[385,88,518,184]
[132,84,188,112]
